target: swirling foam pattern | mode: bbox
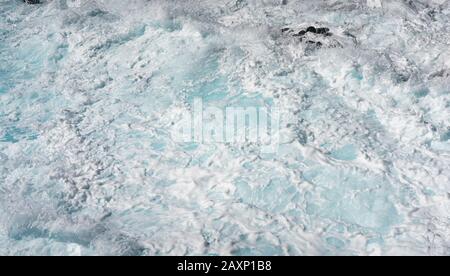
[0,0,449,255]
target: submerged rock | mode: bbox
[316,27,330,34]
[281,25,337,49]
[306,26,317,33]
[293,30,307,37]
[283,26,332,36]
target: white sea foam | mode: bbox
[0,0,449,255]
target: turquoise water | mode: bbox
[0,0,449,256]
[0,126,38,143]
[329,144,358,161]
[0,71,11,95]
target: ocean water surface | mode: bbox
[0,0,449,255]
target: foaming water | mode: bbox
[0,0,449,256]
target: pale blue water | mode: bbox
[0,0,449,256]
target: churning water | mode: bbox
[0,0,449,255]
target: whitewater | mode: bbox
[0,0,449,256]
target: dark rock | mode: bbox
[284,26,334,49]
[316,28,330,34]
[293,30,306,37]
[285,26,332,38]
[306,26,317,33]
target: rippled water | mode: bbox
[0,0,449,255]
